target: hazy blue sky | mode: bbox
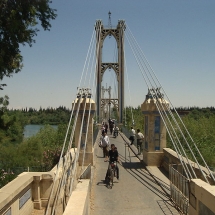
[2,0,215,109]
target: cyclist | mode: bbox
[105,144,119,181]
[113,125,119,137]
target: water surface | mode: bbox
[24,124,57,138]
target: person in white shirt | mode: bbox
[101,132,110,161]
[130,127,136,145]
[136,129,144,155]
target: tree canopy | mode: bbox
[0,0,57,80]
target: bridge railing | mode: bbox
[169,164,189,214]
[162,148,215,214]
[0,148,77,215]
[162,148,215,185]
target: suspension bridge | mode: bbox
[0,17,215,215]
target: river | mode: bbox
[23,124,58,138]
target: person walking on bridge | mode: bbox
[109,121,114,135]
[136,129,144,155]
[101,132,110,161]
[129,126,136,145]
[104,123,108,134]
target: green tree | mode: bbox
[124,106,144,132]
[0,0,57,80]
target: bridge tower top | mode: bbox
[95,18,126,123]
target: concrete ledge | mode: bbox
[63,179,90,215]
[189,179,215,215]
[0,173,38,210]
[78,152,93,166]
[143,150,164,166]
[0,172,53,214]
[162,148,215,183]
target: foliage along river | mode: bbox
[24,124,58,138]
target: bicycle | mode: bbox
[107,161,117,189]
[113,130,118,138]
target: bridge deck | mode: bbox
[90,132,180,215]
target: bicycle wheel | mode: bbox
[110,169,114,187]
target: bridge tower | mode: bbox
[95,19,126,123]
[72,88,96,165]
[141,89,169,166]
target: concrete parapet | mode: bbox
[78,152,93,167]
[189,179,215,215]
[0,149,78,215]
[142,150,164,166]
[162,148,214,184]
[0,172,53,215]
[63,179,90,215]
[0,136,97,215]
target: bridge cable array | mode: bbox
[45,21,103,215]
[124,22,215,183]
[45,19,215,214]
[124,42,135,126]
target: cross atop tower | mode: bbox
[108,11,112,29]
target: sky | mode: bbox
[2,0,215,109]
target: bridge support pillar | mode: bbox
[141,92,169,166]
[32,176,42,209]
[73,96,96,166]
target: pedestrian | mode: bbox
[129,126,136,145]
[136,129,144,155]
[113,125,119,137]
[104,123,108,133]
[101,124,105,135]
[109,121,114,135]
[100,132,110,161]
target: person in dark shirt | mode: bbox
[105,144,119,180]
[109,122,114,135]
[104,123,108,133]
[109,145,119,162]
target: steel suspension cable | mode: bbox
[46,90,83,215]
[126,25,159,88]
[81,21,103,172]
[150,95,192,179]
[83,30,96,86]
[151,93,197,179]
[80,18,102,170]
[51,91,84,215]
[125,30,155,89]
[124,32,149,89]
[47,27,99,215]
[124,41,135,126]
[55,32,98,210]
[125,23,214,182]
[69,92,90,196]
[67,22,102,198]
[93,22,102,122]
[81,31,99,172]
[125,26,200,180]
[159,100,205,179]
[126,26,211,181]
[78,29,96,87]
[46,43,96,214]
[51,92,87,215]
[162,100,210,181]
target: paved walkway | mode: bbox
[90,132,181,215]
